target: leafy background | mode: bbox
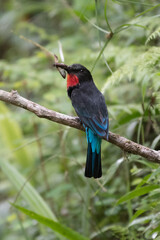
[0,0,160,239]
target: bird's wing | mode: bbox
[81,114,109,138]
[72,90,109,138]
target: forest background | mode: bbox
[0,0,160,239]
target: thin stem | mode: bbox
[137,118,142,144]
[113,2,160,35]
[114,0,155,7]
[91,38,111,72]
[135,3,160,19]
[33,120,50,191]
[85,16,109,34]
[94,0,113,74]
[104,0,113,33]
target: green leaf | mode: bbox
[147,166,160,182]
[131,158,158,169]
[130,209,146,223]
[0,160,56,221]
[0,102,31,166]
[150,225,160,235]
[109,104,143,127]
[103,158,124,185]
[116,185,160,205]
[12,204,89,240]
[136,174,152,189]
[151,135,160,149]
[129,215,154,227]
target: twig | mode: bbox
[0,89,160,163]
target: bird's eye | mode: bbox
[80,69,83,72]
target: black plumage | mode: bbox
[54,63,109,178]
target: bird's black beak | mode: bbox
[53,63,70,79]
[53,63,69,72]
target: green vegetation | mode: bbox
[0,0,160,239]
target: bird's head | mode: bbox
[53,63,93,89]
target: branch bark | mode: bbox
[0,89,160,163]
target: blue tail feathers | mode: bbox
[85,128,102,178]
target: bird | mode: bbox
[53,63,109,178]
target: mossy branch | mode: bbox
[0,89,160,163]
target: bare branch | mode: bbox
[0,89,160,163]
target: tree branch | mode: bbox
[0,89,160,163]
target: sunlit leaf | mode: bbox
[0,102,31,166]
[116,185,160,205]
[130,209,147,223]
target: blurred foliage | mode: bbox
[0,0,160,239]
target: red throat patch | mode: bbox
[67,74,79,89]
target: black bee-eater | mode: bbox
[53,63,109,178]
